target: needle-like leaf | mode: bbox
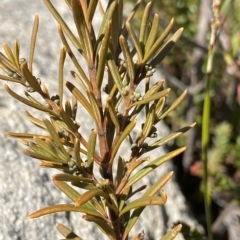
[57,223,83,240]
[66,81,94,119]
[142,18,174,64]
[119,35,135,86]
[2,43,15,65]
[110,119,136,164]
[124,147,186,190]
[58,46,66,106]
[119,192,167,217]
[139,2,152,46]
[4,84,56,115]
[145,13,160,53]
[126,21,143,62]
[53,180,81,202]
[28,204,102,219]
[75,190,107,207]
[43,118,69,159]
[87,129,97,172]
[150,28,184,67]
[29,14,39,73]
[158,89,187,119]
[131,89,170,107]
[43,0,82,51]
[83,215,116,240]
[96,21,111,89]
[160,224,182,240]
[123,172,173,239]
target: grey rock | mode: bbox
[0,1,200,239]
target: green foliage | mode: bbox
[0,1,191,239]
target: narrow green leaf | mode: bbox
[127,157,150,177]
[72,0,93,59]
[159,89,187,119]
[105,185,118,213]
[119,35,135,85]
[150,28,184,67]
[129,81,165,119]
[0,52,21,74]
[126,21,143,62]
[107,52,124,94]
[83,215,116,240]
[5,132,47,139]
[24,110,47,129]
[58,26,90,88]
[13,40,20,69]
[142,103,156,139]
[127,185,147,199]
[29,14,39,73]
[43,0,82,51]
[125,147,186,189]
[39,162,67,170]
[142,18,174,64]
[87,0,98,22]
[24,91,43,106]
[87,129,97,172]
[59,46,66,106]
[28,204,102,219]
[97,1,117,39]
[0,74,22,83]
[3,43,15,65]
[21,62,43,94]
[105,201,118,216]
[65,100,72,118]
[23,148,65,163]
[139,2,152,46]
[53,180,81,202]
[72,95,78,120]
[64,0,72,9]
[145,13,160,53]
[160,224,182,240]
[96,21,111,89]
[57,108,79,133]
[123,172,173,240]
[66,81,94,119]
[145,80,165,98]
[75,190,107,207]
[43,118,69,159]
[149,123,196,150]
[131,88,170,106]
[70,71,90,91]
[155,97,166,117]
[5,85,47,112]
[115,156,126,188]
[110,119,136,164]
[34,136,58,158]
[118,186,131,212]
[53,174,93,183]
[73,138,84,170]
[123,0,142,25]
[107,97,120,132]
[86,90,101,123]
[71,181,99,191]
[119,193,167,217]
[57,223,82,240]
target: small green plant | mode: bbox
[0,1,194,239]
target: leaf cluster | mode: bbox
[0,1,193,239]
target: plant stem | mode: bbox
[202,1,221,239]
